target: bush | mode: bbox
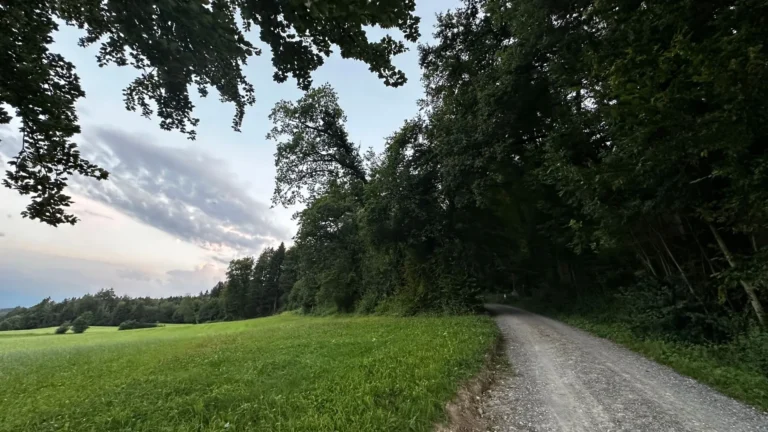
[55,322,70,334]
[616,275,744,344]
[118,320,158,331]
[71,315,90,334]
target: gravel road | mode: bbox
[483,304,768,432]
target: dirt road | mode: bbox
[483,304,768,432]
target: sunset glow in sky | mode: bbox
[0,1,461,307]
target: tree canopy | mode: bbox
[266,0,768,338]
[0,0,420,226]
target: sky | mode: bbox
[0,1,461,308]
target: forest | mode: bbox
[3,0,768,352]
[264,0,768,347]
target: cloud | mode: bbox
[165,263,223,294]
[1,126,289,254]
[212,255,233,265]
[0,248,226,306]
[117,268,154,282]
[79,209,114,220]
[67,127,289,254]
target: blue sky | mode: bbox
[0,1,461,308]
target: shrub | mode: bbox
[118,320,158,331]
[55,322,70,334]
[71,315,90,334]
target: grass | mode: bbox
[0,326,118,336]
[0,313,497,432]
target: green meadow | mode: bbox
[0,314,496,432]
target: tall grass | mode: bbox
[0,313,497,432]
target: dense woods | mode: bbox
[267,0,768,344]
[3,0,768,353]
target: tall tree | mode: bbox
[248,247,274,317]
[268,84,368,207]
[223,257,254,320]
[266,243,287,314]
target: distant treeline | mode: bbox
[0,288,220,331]
[0,242,296,331]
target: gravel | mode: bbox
[482,304,768,432]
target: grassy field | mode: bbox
[0,313,497,432]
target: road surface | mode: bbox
[483,304,768,432]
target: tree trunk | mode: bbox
[657,233,696,298]
[709,224,766,327]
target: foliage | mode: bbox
[257,0,768,333]
[0,288,225,331]
[268,85,368,207]
[196,297,224,323]
[117,320,158,331]
[0,313,497,432]
[54,322,70,335]
[220,242,295,320]
[71,314,90,334]
[1,0,420,226]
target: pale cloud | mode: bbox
[0,248,225,306]
[78,209,115,221]
[165,263,222,295]
[0,125,290,256]
[117,268,155,282]
[212,255,233,265]
[69,127,290,255]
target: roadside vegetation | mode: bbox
[0,314,497,432]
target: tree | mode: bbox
[1,0,420,226]
[110,301,132,326]
[277,247,300,308]
[197,298,223,323]
[268,85,368,207]
[71,312,92,334]
[173,297,198,324]
[55,322,71,334]
[223,257,254,319]
[210,282,225,298]
[0,288,230,331]
[266,243,287,313]
[248,247,274,317]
